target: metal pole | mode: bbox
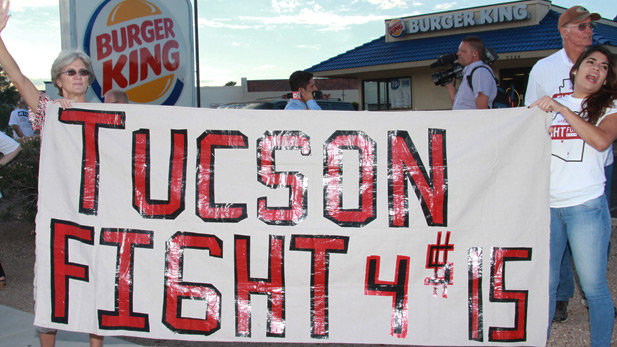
[194,0,201,107]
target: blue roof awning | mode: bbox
[308,10,617,73]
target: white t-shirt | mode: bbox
[0,131,19,156]
[550,95,617,207]
[8,108,35,140]
[527,48,613,166]
[452,61,497,110]
[525,49,574,105]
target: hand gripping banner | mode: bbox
[33,103,552,345]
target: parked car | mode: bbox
[218,99,356,111]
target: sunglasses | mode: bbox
[567,22,596,31]
[61,69,91,77]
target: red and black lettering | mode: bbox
[234,235,285,337]
[163,232,223,335]
[140,44,162,81]
[468,247,483,341]
[290,235,349,338]
[50,219,95,324]
[196,131,248,222]
[98,228,153,331]
[58,109,125,215]
[365,255,410,338]
[257,131,310,225]
[388,129,447,227]
[323,131,377,227]
[489,247,532,342]
[132,129,187,219]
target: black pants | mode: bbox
[0,260,5,278]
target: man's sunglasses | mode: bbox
[61,69,91,77]
[567,22,596,31]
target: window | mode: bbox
[363,77,411,110]
[497,67,531,107]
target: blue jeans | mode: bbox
[605,163,613,208]
[549,195,614,346]
[555,243,574,302]
[556,163,613,303]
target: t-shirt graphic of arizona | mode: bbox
[551,112,584,162]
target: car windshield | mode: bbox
[219,100,354,111]
[219,102,273,109]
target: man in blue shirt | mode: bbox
[444,36,496,110]
[284,70,322,110]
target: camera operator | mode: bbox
[284,70,322,111]
[443,36,497,110]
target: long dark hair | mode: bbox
[569,45,617,124]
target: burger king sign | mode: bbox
[62,0,195,106]
[388,18,406,38]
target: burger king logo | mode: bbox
[84,0,186,105]
[388,18,406,38]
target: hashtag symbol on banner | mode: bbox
[424,231,454,298]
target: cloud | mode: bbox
[242,5,390,32]
[434,2,457,11]
[256,64,277,71]
[200,2,394,32]
[296,44,321,50]
[365,0,408,10]
[271,0,301,13]
[199,66,236,86]
[198,18,253,29]
[8,0,56,11]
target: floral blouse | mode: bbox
[28,91,52,132]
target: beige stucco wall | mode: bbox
[328,54,549,111]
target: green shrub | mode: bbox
[0,65,19,134]
[0,137,40,222]
[0,104,14,135]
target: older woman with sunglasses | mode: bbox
[530,45,617,346]
[0,3,94,132]
[0,1,103,346]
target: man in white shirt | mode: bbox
[8,98,34,140]
[525,5,601,323]
[525,6,599,103]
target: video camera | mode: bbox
[431,47,499,86]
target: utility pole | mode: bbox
[194,0,201,107]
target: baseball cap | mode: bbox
[558,6,601,28]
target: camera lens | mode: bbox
[430,52,458,68]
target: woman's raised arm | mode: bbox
[0,0,42,111]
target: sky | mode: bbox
[2,0,617,89]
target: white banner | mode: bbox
[33,103,552,345]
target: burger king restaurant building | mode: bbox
[307,0,617,111]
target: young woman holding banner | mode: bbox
[530,45,617,346]
[0,1,104,346]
